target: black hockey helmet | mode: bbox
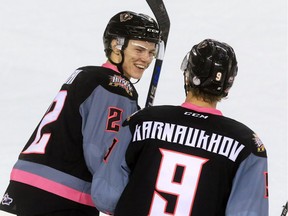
[103,11,161,56]
[181,39,238,97]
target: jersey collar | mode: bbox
[102,62,120,73]
[181,102,223,116]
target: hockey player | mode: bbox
[92,39,269,215]
[0,11,161,216]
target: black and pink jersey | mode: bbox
[0,63,139,215]
[93,103,269,216]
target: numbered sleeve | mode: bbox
[90,129,131,214]
[81,87,137,214]
[80,87,114,175]
[225,153,269,216]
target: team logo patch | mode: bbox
[252,133,266,152]
[120,12,133,22]
[109,75,134,96]
[1,193,13,206]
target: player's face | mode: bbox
[122,40,157,80]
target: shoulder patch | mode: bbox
[109,74,134,96]
[252,133,266,153]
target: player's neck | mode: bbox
[185,92,217,108]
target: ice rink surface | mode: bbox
[0,0,286,215]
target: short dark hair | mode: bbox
[188,86,223,103]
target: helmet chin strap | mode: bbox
[110,38,128,75]
[107,50,125,75]
[108,39,141,84]
[116,50,125,74]
[131,79,140,84]
[117,53,141,84]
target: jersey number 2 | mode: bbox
[106,107,123,132]
[22,91,67,154]
[149,148,208,215]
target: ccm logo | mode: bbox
[184,112,208,119]
[147,28,159,33]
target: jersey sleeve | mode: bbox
[225,152,269,216]
[74,67,139,213]
[88,110,142,214]
[89,126,132,215]
[80,91,137,214]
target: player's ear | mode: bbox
[110,39,121,55]
[109,39,123,64]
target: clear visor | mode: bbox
[180,51,190,71]
[116,37,164,60]
[131,41,159,59]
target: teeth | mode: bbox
[136,64,145,69]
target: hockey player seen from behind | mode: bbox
[0,11,161,216]
[92,39,269,215]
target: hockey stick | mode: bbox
[145,0,170,107]
[281,201,288,216]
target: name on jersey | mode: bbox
[109,75,134,96]
[132,121,245,162]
